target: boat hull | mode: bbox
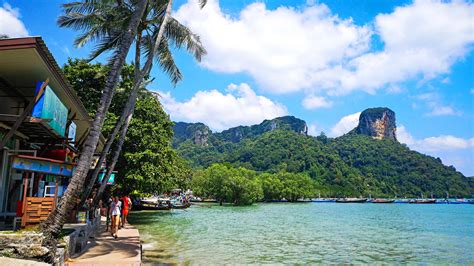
[371,199,395,203]
[335,198,367,203]
[409,199,437,204]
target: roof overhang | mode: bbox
[0,37,104,151]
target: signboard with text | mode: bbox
[32,81,68,136]
[12,156,74,177]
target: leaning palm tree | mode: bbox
[80,0,206,205]
[40,0,148,246]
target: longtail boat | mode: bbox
[371,199,395,203]
[408,199,436,204]
[335,198,367,203]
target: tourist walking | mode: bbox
[110,196,122,239]
[121,194,132,227]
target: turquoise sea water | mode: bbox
[129,203,474,264]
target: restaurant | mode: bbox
[0,37,104,229]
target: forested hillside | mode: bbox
[173,112,471,198]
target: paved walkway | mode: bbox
[66,223,141,266]
[0,257,49,266]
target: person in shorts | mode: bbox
[110,196,122,239]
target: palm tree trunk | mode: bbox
[40,0,148,241]
[93,0,174,204]
[80,30,144,206]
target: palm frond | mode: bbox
[141,34,182,85]
[89,30,124,61]
[199,0,207,8]
[165,17,207,62]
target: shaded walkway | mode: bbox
[66,222,141,266]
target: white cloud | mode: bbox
[398,125,474,152]
[415,92,462,116]
[426,106,460,116]
[302,95,333,109]
[159,83,288,131]
[386,84,404,94]
[175,0,473,96]
[175,0,371,94]
[175,0,474,95]
[0,3,28,37]
[329,112,361,137]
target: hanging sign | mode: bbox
[32,81,68,136]
[12,156,75,177]
[98,172,116,185]
[68,122,77,146]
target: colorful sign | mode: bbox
[68,122,76,146]
[32,81,68,136]
[98,172,116,185]
[12,156,74,177]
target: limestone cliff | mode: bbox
[217,116,308,143]
[353,107,397,141]
[173,122,211,147]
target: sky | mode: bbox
[1,0,473,176]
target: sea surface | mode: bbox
[129,203,474,264]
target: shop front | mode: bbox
[0,37,104,230]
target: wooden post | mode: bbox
[53,176,59,210]
[20,173,29,227]
[0,79,49,150]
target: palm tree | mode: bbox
[40,0,148,243]
[81,0,206,205]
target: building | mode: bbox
[0,37,105,229]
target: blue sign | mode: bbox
[12,156,74,177]
[32,81,68,136]
[98,172,116,185]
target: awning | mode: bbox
[11,155,76,177]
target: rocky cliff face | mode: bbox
[217,116,308,143]
[354,107,397,140]
[173,116,308,145]
[173,122,211,147]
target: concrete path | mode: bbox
[66,224,141,266]
[0,257,49,266]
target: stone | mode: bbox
[14,244,49,258]
[353,107,397,141]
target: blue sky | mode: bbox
[1,0,473,176]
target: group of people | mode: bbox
[109,195,132,239]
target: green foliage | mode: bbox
[331,134,471,198]
[63,59,188,194]
[260,172,314,201]
[192,164,263,205]
[176,125,472,198]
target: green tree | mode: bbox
[191,164,263,205]
[62,60,189,196]
[41,0,148,243]
[87,0,206,205]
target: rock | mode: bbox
[14,244,49,258]
[0,248,15,257]
[193,129,209,147]
[354,107,397,140]
[217,116,308,143]
[172,122,211,147]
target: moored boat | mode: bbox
[409,199,436,204]
[335,198,367,203]
[136,200,171,210]
[371,198,395,203]
[311,198,336,203]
